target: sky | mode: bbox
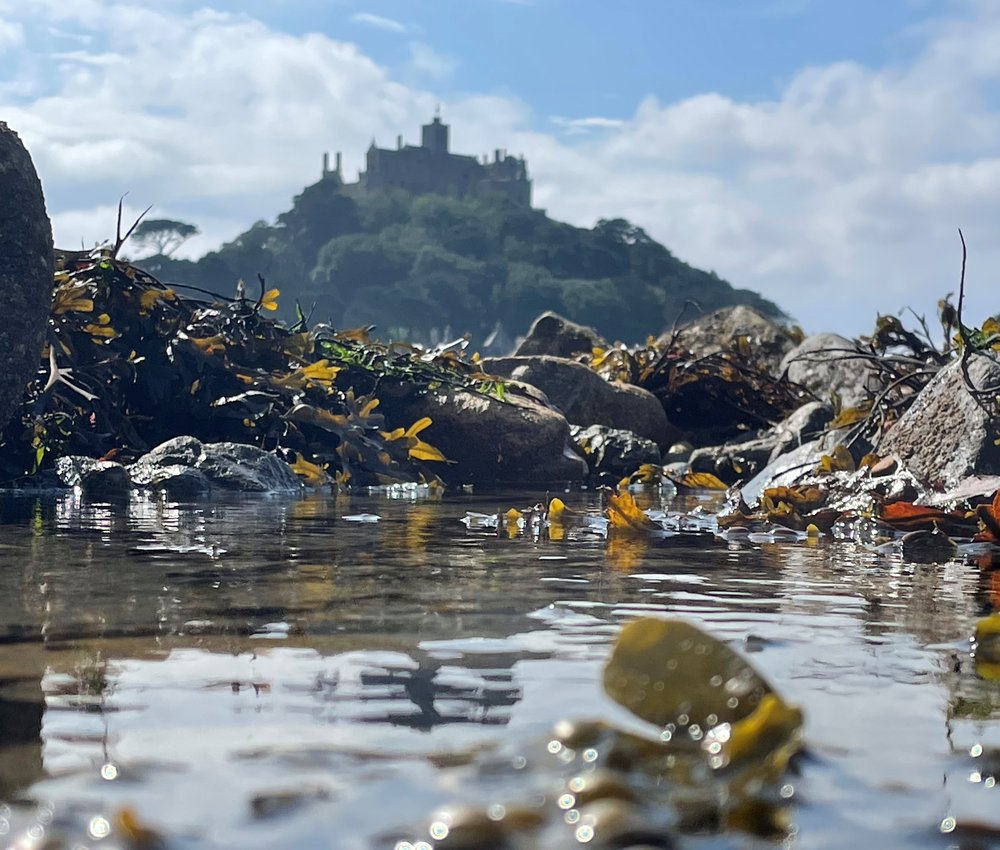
[1,0,998,336]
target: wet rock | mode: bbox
[571,425,661,479]
[0,123,54,432]
[926,475,1000,506]
[130,436,300,493]
[198,442,301,492]
[684,401,832,485]
[660,305,796,375]
[131,435,203,472]
[739,430,847,506]
[767,400,834,462]
[513,311,608,359]
[481,355,679,449]
[140,465,211,500]
[877,352,1000,491]
[779,332,877,409]
[391,389,587,485]
[900,528,957,564]
[869,456,898,478]
[55,456,131,499]
[664,441,693,464]
[688,433,776,484]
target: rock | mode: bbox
[660,305,795,374]
[767,400,834,462]
[877,352,1000,491]
[739,430,847,507]
[140,465,211,500]
[571,425,661,480]
[130,436,300,493]
[481,355,679,449]
[0,123,54,432]
[513,311,607,359]
[198,442,301,492]
[55,456,131,500]
[688,433,776,485]
[926,475,1000,506]
[779,333,878,409]
[684,401,832,485]
[664,441,694,463]
[390,389,587,485]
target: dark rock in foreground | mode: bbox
[0,123,54,432]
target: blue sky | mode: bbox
[1,0,997,335]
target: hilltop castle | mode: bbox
[321,114,532,206]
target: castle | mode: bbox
[321,114,532,206]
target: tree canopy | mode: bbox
[131,218,199,257]
[145,183,785,344]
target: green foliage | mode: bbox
[131,218,199,257]
[158,181,786,344]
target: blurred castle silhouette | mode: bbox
[321,112,531,206]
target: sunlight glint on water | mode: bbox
[0,489,997,849]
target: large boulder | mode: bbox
[660,305,796,375]
[390,389,587,485]
[130,436,300,493]
[513,312,607,359]
[877,352,1000,491]
[0,123,54,431]
[480,355,679,449]
[779,333,878,409]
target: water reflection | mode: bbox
[0,488,998,847]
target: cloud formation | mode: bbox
[0,1,997,335]
[350,12,406,34]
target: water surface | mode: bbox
[0,488,998,849]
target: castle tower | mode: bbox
[421,116,449,155]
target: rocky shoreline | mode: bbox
[4,121,1000,535]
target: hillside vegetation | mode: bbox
[144,180,784,344]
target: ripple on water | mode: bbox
[0,489,994,848]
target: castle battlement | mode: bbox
[322,115,531,206]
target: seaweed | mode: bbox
[0,247,508,487]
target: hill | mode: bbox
[143,179,785,345]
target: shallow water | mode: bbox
[0,488,999,849]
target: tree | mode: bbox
[131,219,199,257]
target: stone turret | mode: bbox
[421,116,449,155]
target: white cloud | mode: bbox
[2,1,1000,336]
[551,116,626,136]
[50,50,127,66]
[350,12,406,34]
[406,41,457,80]
[0,19,23,52]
